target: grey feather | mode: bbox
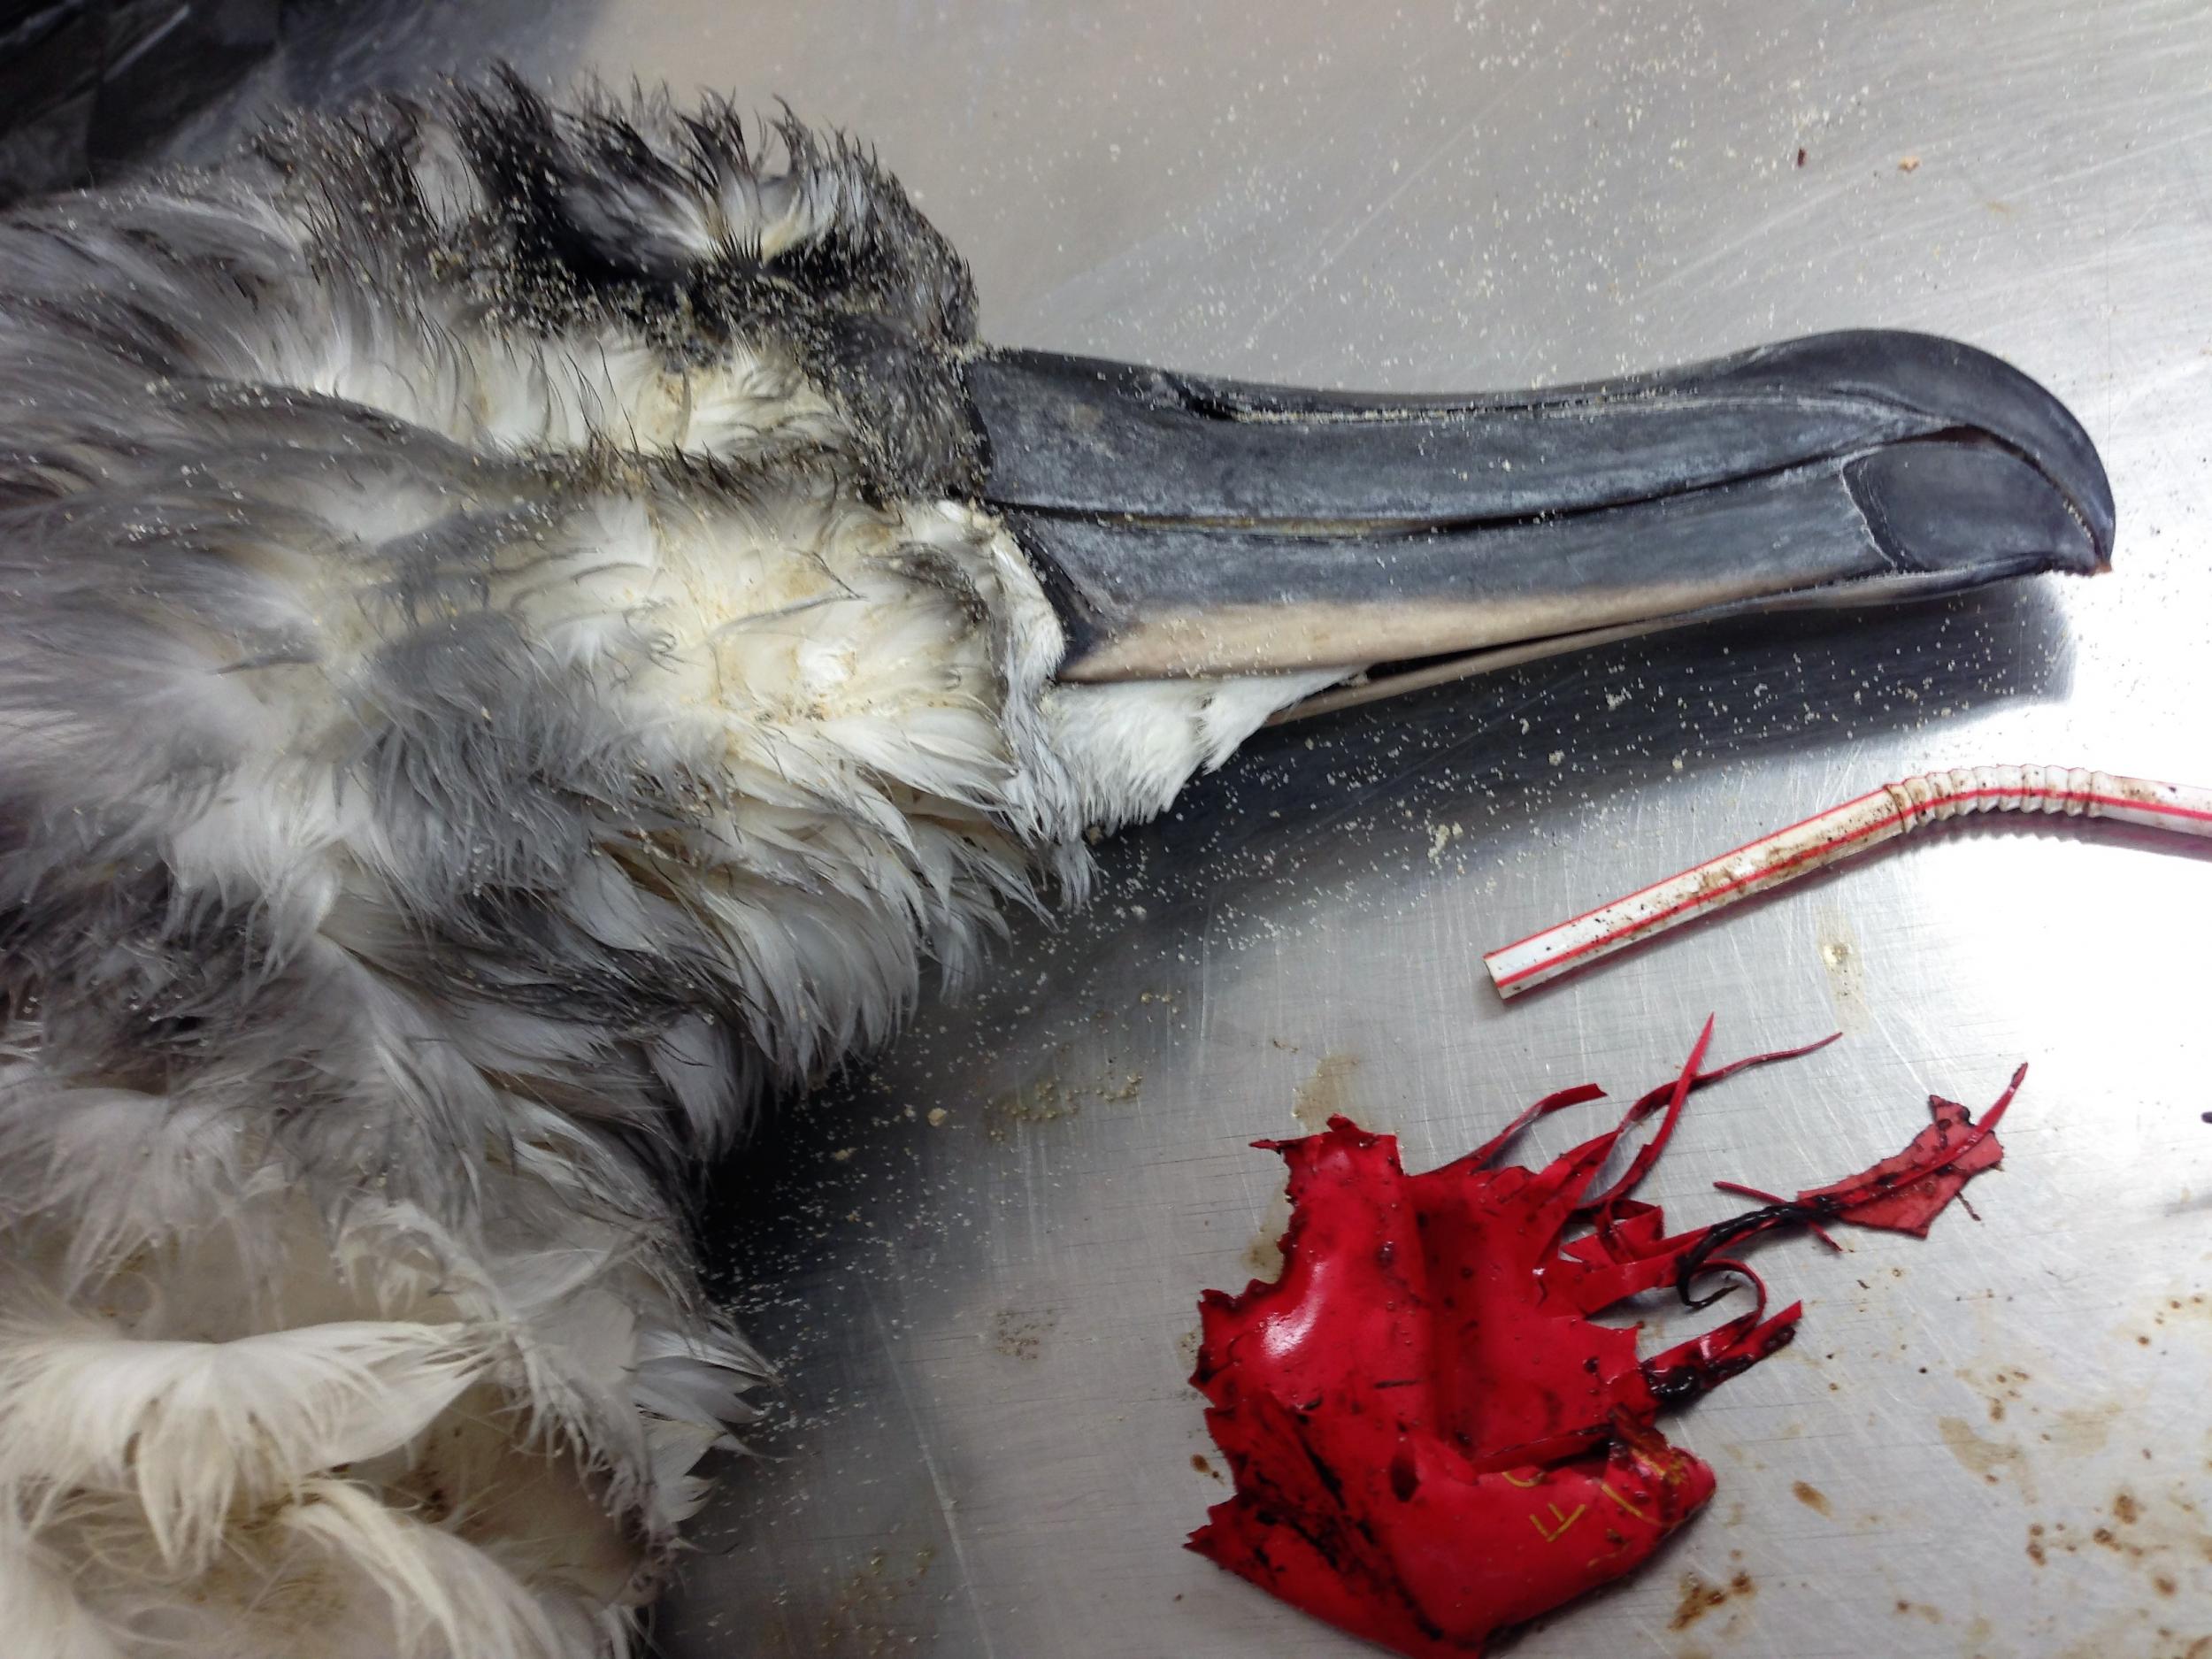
[0,76,1320,1657]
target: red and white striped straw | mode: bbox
[1485,764,2212,999]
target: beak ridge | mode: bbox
[966,330,2111,687]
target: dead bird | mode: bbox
[0,75,2110,1658]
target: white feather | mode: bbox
[0,81,1346,1659]
[0,1311,488,1570]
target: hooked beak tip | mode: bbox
[970,328,2114,688]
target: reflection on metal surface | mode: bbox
[641,4,2212,1654]
[160,2,2212,1654]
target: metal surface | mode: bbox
[210,4,2212,1655]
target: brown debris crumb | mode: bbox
[1670,1570,1755,1632]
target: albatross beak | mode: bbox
[966,331,2111,708]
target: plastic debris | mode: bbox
[1188,1024,2017,1656]
[1486,764,2212,997]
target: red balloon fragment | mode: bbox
[1187,1024,2018,1656]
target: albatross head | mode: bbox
[0,76,2108,1657]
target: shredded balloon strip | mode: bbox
[1187,1022,2021,1658]
[1484,764,2212,998]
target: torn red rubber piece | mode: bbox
[1188,1033,2017,1657]
[1677,1063,2027,1301]
[1793,1064,2023,1235]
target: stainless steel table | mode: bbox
[210,4,2212,1654]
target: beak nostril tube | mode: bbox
[970,331,2111,687]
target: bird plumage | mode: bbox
[0,78,1322,1656]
